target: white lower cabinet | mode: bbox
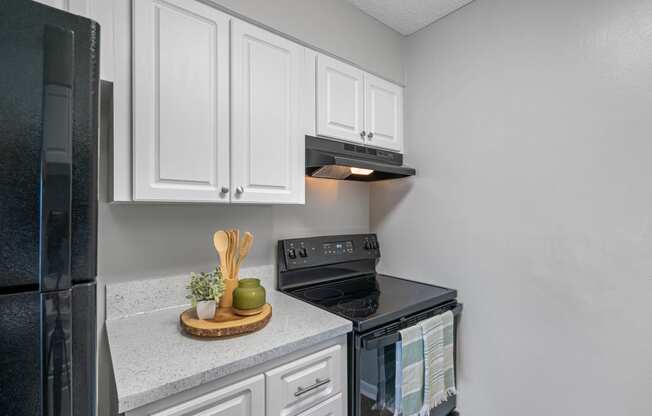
[266,344,342,416]
[149,375,264,416]
[296,394,343,416]
[125,337,347,416]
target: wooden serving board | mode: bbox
[180,304,272,338]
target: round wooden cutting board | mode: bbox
[180,304,272,338]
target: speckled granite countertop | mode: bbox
[105,266,352,414]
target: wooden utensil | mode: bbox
[213,230,229,276]
[234,232,254,278]
[225,229,236,280]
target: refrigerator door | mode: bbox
[0,0,99,293]
[0,291,42,415]
[0,2,99,415]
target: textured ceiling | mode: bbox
[347,0,475,35]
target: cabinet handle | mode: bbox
[367,132,374,139]
[360,130,366,138]
[236,186,245,194]
[220,187,229,194]
[294,378,331,397]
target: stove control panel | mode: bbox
[279,234,380,269]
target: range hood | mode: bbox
[306,135,416,181]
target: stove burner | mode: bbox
[334,295,379,318]
[302,287,344,302]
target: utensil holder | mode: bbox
[219,277,239,308]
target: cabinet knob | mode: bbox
[367,132,374,139]
[220,187,229,194]
[360,130,366,138]
[236,186,245,194]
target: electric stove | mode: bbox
[277,234,462,416]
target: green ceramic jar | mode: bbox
[233,278,266,310]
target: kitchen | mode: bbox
[1,0,651,416]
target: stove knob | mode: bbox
[364,241,371,250]
[299,247,308,258]
[372,241,378,249]
[288,248,297,259]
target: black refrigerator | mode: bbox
[0,1,99,415]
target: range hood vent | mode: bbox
[306,136,415,181]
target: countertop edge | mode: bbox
[114,321,352,413]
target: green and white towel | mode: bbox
[420,310,456,414]
[399,324,424,416]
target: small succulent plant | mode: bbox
[186,268,225,307]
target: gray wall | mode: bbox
[371,0,652,414]
[97,1,404,414]
[206,0,405,84]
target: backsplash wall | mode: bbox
[98,177,370,280]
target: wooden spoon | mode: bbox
[213,230,229,276]
[234,232,254,277]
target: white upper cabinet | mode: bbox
[316,54,404,152]
[231,20,305,204]
[364,74,404,152]
[132,0,230,202]
[316,55,365,144]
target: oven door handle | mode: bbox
[361,304,463,351]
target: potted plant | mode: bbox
[186,268,225,320]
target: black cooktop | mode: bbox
[287,273,457,332]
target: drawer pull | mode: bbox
[294,378,330,397]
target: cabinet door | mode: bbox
[231,20,305,204]
[316,55,365,144]
[148,375,264,416]
[363,74,403,152]
[133,0,230,202]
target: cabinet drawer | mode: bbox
[148,374,264,416]
[297,393,344,416]
[266,344,343,416]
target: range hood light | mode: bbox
[350,167,374,176]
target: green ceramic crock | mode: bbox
[232,278,266,310]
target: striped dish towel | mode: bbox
[399,324,424,416]
[420,310,456,415]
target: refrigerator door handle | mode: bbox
[40,25,75,292]
[42,290,73,416]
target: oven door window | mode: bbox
[360,339,401,416]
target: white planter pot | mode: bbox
[196,300,217,320]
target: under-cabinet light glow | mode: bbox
[350,167,374,176]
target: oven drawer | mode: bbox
[266,344,343,416]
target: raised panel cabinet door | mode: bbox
[148,374,265,416]
[133,0,230,202]
[316,55,365,144]
[231,19,305,204]
[363,73,403,152]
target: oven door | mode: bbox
[353,303,462,416]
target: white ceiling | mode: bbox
[346,0,475,35]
